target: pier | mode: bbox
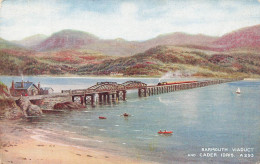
[61,79,241,106]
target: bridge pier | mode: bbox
[72,95,84,104]
[138,88,147,97]
[98,93,103,103]
[116,90,127,101]
[111,92,117,102]
[85,93,95,105]
[106,92,110,103]
[122,90,126,101]
[103,93,108,103]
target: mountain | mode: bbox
[31,30,218,56]
[87,38,142,56]
[213,24,260,50]
[0,37,22,49]
[34,29,100,51]
[14,24,260,56]
[33,29,143,56]
[3,24,260,58]
[142,32,218,49]
[13,34,47,48]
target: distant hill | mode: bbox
[141,32,218,49]
[34,30,99,51]
[13,34,47,48]
[31,30,142,56]
[11,25,260,56]
[0,37,22,50]
[33,30,219,56]
[213,24,260,50]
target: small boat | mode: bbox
[123,113,129,117]
[99,116,107,119]
[158,131,173,134]
[236,88,241,94]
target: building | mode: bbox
[110,72,124,76]
[40,87,54,95]
[10,80,40,96]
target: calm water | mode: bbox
[1,76,259,163]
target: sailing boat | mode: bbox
[236,88,241,94]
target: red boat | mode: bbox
[99,116,107,119]
[123,113,129,117]
[158,131,173,134]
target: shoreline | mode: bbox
[243,78,260,81]
[1,74,257,79]
[0,120,155,164]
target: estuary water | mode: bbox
[1,76,259,163]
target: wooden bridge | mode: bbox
[61,79,240,106]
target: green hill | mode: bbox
[77,46,260,78]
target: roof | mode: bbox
[14,82,38,90]
[41,87,54,91]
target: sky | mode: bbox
[0,0,260,41]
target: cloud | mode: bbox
[0,0,259,41]
[120,2,138,16]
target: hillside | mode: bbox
[1,44,259,78]
[0,46,111,75]
[13,34,47,48]
[0,49,75,75]
[34,30,99,51]
[141,32,218,50]
[77,46,260,78]
[213,24,260,51]
[30,30,142,56]
[0,38,23,50]
[11,30,218,57]
[11,24,260,56]
[1,25,259,78]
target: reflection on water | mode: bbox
[1,76,260,163]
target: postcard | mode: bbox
[0,0,259,163]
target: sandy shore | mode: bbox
[0,121,154,164]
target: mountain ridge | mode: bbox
[9,24,260,56]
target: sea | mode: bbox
[1,76,259,164]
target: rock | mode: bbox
[26,104,42,116]
[16,97,42,116]
[0,82,43,119]
[0,98,24,120]
[0,82,24,120]
[53,101,85,110]
[4,106,24,120]
[30,99,44,106]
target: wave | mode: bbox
[133,130,142,132]
[136,137,152,140]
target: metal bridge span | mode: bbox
[61,79,239,106]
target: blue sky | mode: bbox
[0,0,260,41]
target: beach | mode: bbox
[0,121,153,164]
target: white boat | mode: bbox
[236,88,241,94]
